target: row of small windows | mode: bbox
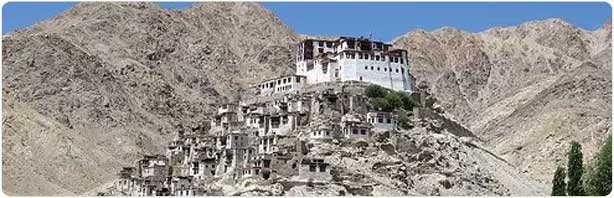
[317,41,334,48]
[313,131,331,136]
[369,117,393,124]
[277,85,293,92]
[364,66,405,74]
[351,128,368,135]
[258,77,301,89]
[339,53,404,64]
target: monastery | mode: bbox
[110,37,415,196]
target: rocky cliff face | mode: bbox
[2,2,298,195]
[393,18,612,185]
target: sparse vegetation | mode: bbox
[365,84,419,112]
[365,84,387,98]
[567,141,585,196]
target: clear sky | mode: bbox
[2,2,611,41]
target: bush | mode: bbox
[365,84,387,98]
[371,97,394,112]
[384,92,402,108]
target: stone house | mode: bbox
[297,158,332,182]
[367,111,397,131]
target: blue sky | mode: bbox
[2,2,611,41]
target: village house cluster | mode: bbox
[112,37,411,196]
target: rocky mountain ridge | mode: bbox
[2,2,611,195]
[3,2,297,195]
[393,18,612,185]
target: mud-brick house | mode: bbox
[255,75,307,96]
[342,114,372,140]
[115,167,137,194]
[367,111,397,131]
[297,158,332,182]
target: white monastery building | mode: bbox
[295,36,415,92]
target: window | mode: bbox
[378,118,383,123]
[359,76,363,81]
[358,53,363,59]
[282,78,286,84]
[345,53,350,59]
[377,67,380,71]
[352,129,358,134]
[296,78,301,83]
[384,68,387,72]
[375,55,380,61]
[365,54,370,59]
[396,69,399,73]
[371,66,374,70]
[318,48,324,53]
[318,41,323,47]
[234,136,238,140]
[309,165,317,172]
[401,68,405,74]
[326,131,330,136]
[400,58,404,64]
[349,53,355,59]
[365,66,368,70]
[387,118,392,124]
[319,165,327,172]
[360,129,367,135]
[326,42,332,48]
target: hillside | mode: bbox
[393,19,612,185]
[2,2,611,195]
[2,2,298,195]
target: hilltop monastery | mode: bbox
[109,37,416,196]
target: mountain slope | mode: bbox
[393,19,612,185]
[2,2,298,195]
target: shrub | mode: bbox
[371,97,393,112]
[365,84,387,98]
[384,92,402,108]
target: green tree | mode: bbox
[365,84,386,98]
[384,92,402,109]
[586,135,612,196]
[552,166,567,196]
[371,97,393,112]
[567,141,585,196]
[390,91,418,111]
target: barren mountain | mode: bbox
[3,2,298,195]
[393,18,612,185]
[2,1,610,195]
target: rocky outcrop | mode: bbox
[393,19,612,185]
